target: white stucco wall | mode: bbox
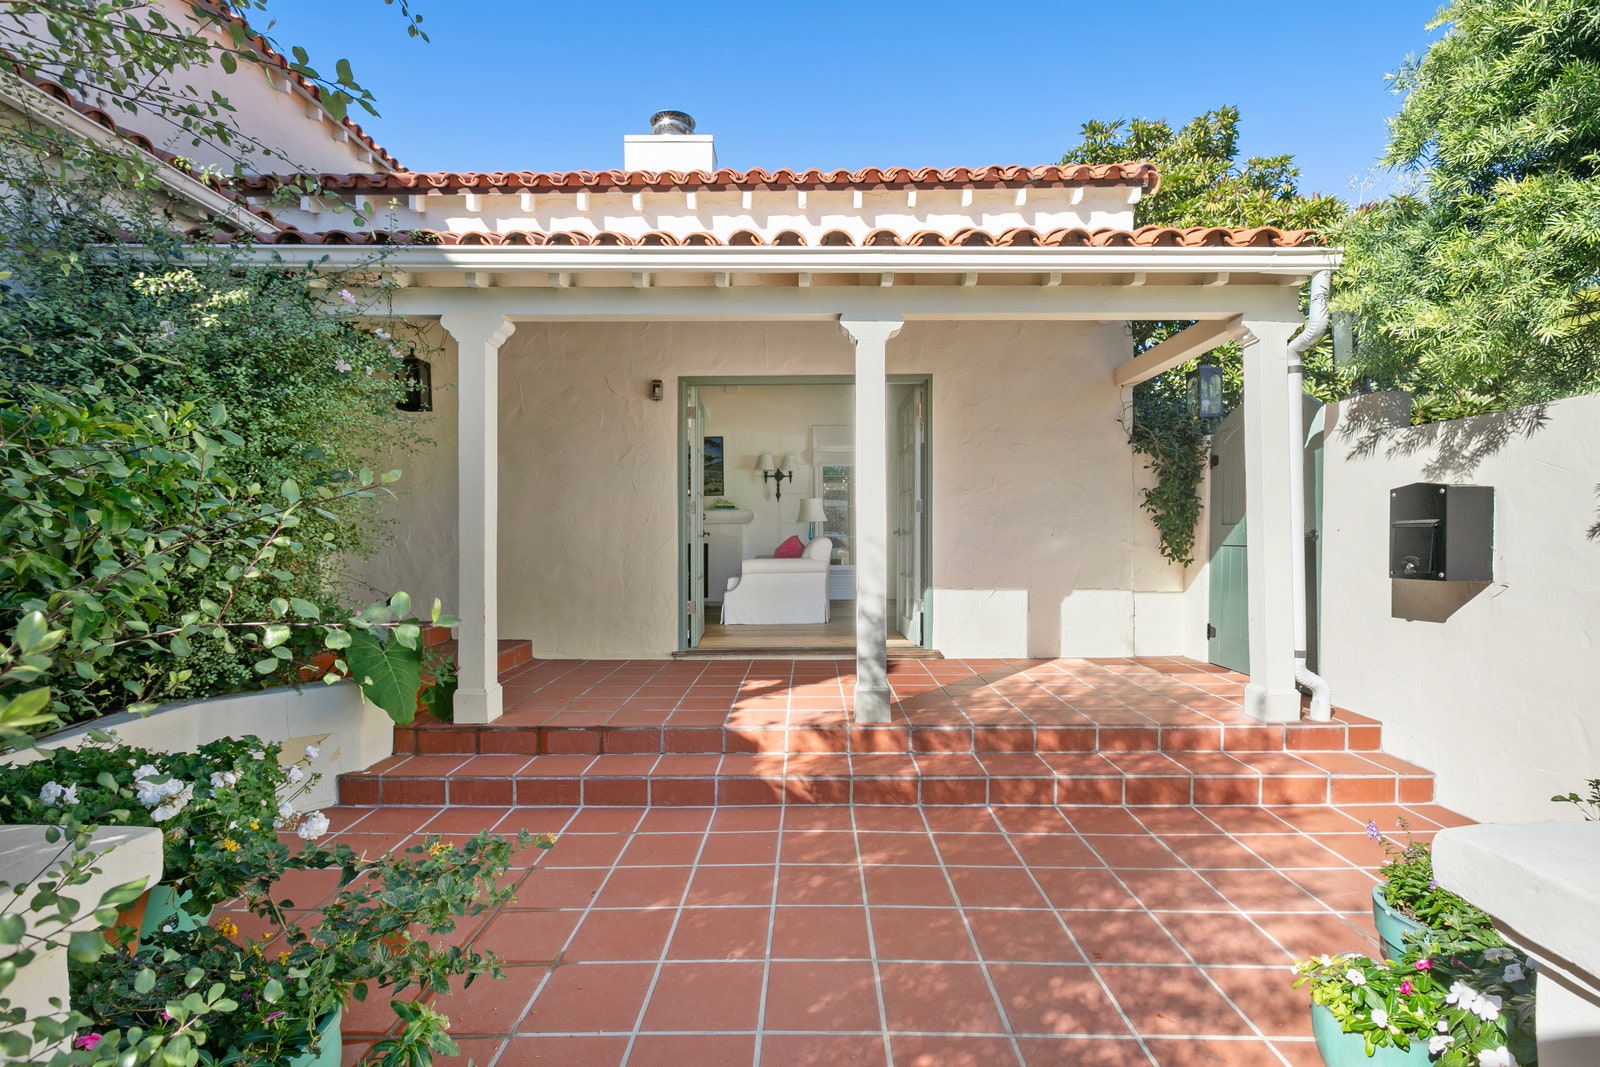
[357,319,1205,661]
[1320,391,1600,823]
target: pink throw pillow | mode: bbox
[774,535,805,558]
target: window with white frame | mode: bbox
[812,425,853,563]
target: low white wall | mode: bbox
[358,319,1206,661]
[1320,391,1600,822]
[13,683,393,810]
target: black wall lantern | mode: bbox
[1186,363,1224,420]
[396,355,433,412]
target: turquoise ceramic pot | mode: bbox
[285,1007,343,1067]
[1372,885,1430,961]
[139,885,202,938]
[1311,1003,1435,1066]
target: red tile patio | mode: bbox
[295,652,1467,1064]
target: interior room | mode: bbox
[686,379,930,655]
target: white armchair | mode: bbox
[721,536,832,625]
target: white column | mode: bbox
[1239,320,1301,722]
[439,309,515,724]
[838,315,902,724]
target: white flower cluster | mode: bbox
[1446,981,1505,1023]
[133,764,192,822]
[209,770,239,790]
[297,811,330,841]
[38,781,77,806]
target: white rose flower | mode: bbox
[39,781,65,805]
[304,745,320,761]
[297,811,330,841]
[135,780,166,807]
[132,764,160,781]
[150,787,192,822]
[61,784,77,805]
[286,765,305,784]
[209,770,239,790]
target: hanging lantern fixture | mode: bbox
[397,355,433,412]
[1186,362,1224,420]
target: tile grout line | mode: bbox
[845,801,897,1067]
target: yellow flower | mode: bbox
[249,821,260,830]
[215,918,239,938]
[278,951,290,964]
[428,841,453,857]
[220,837,240,852]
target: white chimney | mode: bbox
[623,110,716,173]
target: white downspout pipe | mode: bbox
[1286,270,1333,719]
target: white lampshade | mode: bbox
[798,497,826,523]
[781,452,800,472]
[756,453,775,472]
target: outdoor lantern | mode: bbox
[396,355,433,412]
[1187,363,1224,420]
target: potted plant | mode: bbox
[64,829,554,1066]
[1366,819,1500,959]
[1294,942,1537,1066]
[0,732,325,933]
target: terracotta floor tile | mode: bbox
[709,808,784,832]
[564,908,675,963]
[1250,911,1377,960]
[1270,1038,1326,1067]
[1095,964,1253,1037]
[627,1033,757,1067]
[878,962,1007,1034]
[890,1034,1023,1067]
[870,907,978,962]
[639,960,765,1031]
[857,831,941,865]
[1205,965,1315,1038]
[497,1034,631,1065]
[521,962,654,1033]
[946,866,1049,909]
[666,905,771,960]
[776,864,866,906]
[987,963,1130,1036]
[781,830,861,864]
[1081,834,1183,869]
[537,836,629,868]
[1285,866,1381,912]
[757,1033,889,1067]
[699,830,780,865]
[1061,910,1187,965]
[1239,833,1351,870]
[516,866,609,909]
[1153,912,1293,967]
[764,960,882,1031]
[617,832,704,866]
[590,866,692,909]
[682,864,775,907]
[863,864,957,908]
[966,909,1084,964]
[1031,868,1141,911]
[934,833,1025,866]
[424,963,543,1034]
[770,905,872,959]
[1116,868,1232,912]
[477,909,582,963]
[1144,1036,1289,1066]
[1013,1036,1148,1066]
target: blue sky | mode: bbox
[263,0,1444,202]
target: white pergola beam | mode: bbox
[1113,316,1247,387]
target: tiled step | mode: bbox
[338,745,1433,809]
[393,711,1385,758]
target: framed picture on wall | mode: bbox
[704,436,724,495]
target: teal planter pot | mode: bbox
[1311,1003,1435,1065]
[1372,885,1430,961]
[286,1007,342,1067]
[139,885,203,938]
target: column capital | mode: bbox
[439,309,515,350]
[1239,318,1300,349]
[838,315,904,347]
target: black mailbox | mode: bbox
[1389,483,1493,581]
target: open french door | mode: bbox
[685,387,706,647]
[894,385,927,644]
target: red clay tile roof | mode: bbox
[232,162,1161,196]
[234,225,1320,248]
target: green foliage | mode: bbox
[67,830,553,1067]
[0,1,427,174]
[1293,944,1537,1065]
[1335,0,1600,414]
[1062,108,1345,563]
[1367,818,1500,941]
[1552,778,1600,820]
[0,733,319,914]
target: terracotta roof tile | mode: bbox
[231,162,1161,196]
[232,225,1322,249]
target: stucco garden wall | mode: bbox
[1320,391,1600,823]
[358,319,1207,661]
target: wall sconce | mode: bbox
[798,497,826,539]
[1186,363,1224,420]
[649,379,664,402]
[396,355,433,412]
[758,452,799,500]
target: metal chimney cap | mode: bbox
[648,110,696,136]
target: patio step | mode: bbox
[344,654,1433,809]
[337,745,1433,809]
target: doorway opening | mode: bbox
[679,377,933,656]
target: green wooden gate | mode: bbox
[1206,409,1249,672]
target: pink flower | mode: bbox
[1415,958,1433,970]
[1400,979,1415,995]
[73,1034,102,1051]
[338,289,355,304]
